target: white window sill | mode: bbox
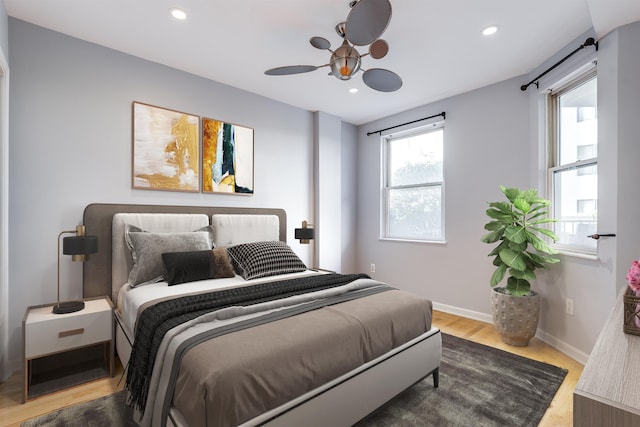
[379,237,447,245]
[556,249,599,261]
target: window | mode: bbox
[548,73,597,253]
[577,199,596,215]
[382,122,444,241]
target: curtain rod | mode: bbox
[367,112,446,136]
[520,37,598,91]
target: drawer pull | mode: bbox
[58,328,85,338]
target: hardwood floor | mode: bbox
[0,360,126,427]
[0,310,583,426]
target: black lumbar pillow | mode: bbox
[162,250,216,285]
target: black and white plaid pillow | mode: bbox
[227,240,307,280]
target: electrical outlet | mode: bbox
[566,298,574,316]
[370,263,376,273]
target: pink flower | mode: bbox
[627,260,640,292]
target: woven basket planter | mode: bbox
[623,286,640,335]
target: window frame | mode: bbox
[381,121,445,243]
[547,69,598,255]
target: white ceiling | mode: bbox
[5,0,640,125]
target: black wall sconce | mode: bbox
[295,220,315,244]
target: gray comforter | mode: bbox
[134,276,433,427]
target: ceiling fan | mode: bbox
[264,0,402,92]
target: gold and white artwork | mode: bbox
[132,102,200,192]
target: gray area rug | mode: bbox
[22,333,567,427]
[356,333,567,426]
[21,388,136,427]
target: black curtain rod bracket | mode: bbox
[367,111,446,136]
[520,37,598,92]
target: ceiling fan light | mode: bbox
[330,42,361,80]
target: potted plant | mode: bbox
[481,185,560,346]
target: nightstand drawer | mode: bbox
[24,309,111,358]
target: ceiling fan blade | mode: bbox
[265,65,319,76]
[310,36,331,50]
[362,68,402,92]
[369,39,389,59]
[345,0,392,46]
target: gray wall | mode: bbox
[355,76,531,324]
[340,121,358,273]
[612,22,640,295]
[0,0,9,381]
[0,5,7,58]
[355,22,640,361]
[6,18,356,373]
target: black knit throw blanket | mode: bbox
[125,273,370,412]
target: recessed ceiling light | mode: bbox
[170,8,187,20]
[482,25,499,36]
[349,88,359,94]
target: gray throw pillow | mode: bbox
[125,224,214,287]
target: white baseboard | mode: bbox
[535,329,589,365]
[433,301,493,324]
[433,301,589,365]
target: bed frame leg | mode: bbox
[432,368,439,388]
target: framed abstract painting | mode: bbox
[132,102,200,192]
[202,117,254,194]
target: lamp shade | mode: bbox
[63,235,98,256]
[295,228,315,241]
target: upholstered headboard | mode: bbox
[82,203,287,300]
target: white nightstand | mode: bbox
[22,296,114,402]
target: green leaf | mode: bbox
[486,208,513,223]
[521,189,539,203]
[488,201,511,213]
[488,241,506,256]
[527,210,548,222]
[507,240,527,252]
[481,229,504,243]
[528,252,560,266]
[513,197,531,214]
[506,277,531,296]
[501,187,521,203]
[522,252,544,269]
[527,233,559,254]
[490,264,507,286]
[509,268,536,280]
[492,256,504,266]
[531,217,556,225]
[504,224,527,243]
[531,227,559,241]
[499,248,527,271]
[484,221,504,231]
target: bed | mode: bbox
[82,203,441,427]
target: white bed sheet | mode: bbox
[117,270,324,336]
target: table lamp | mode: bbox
[54,225,98,314]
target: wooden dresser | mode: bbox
[573,288,640,426]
